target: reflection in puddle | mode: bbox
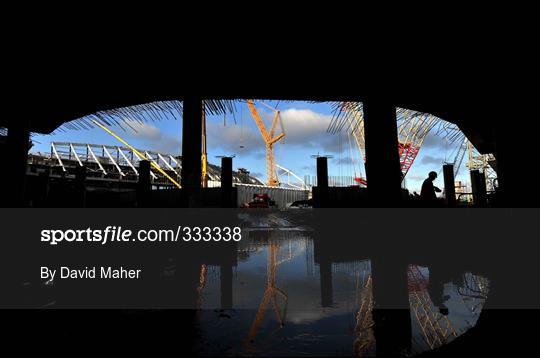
[353,272,375,357]
[407,265,488,354]
[194,230,489,356]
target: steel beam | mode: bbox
[103,145,124,176]
[51,142,66,172]
[118,148,138,175]
[69,143,83,166]
[87,144,107,175]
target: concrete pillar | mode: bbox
[443,164,456,206]
[371,258,410,309]
[5,121,30,207]
[221,156,233,208]
[479,171,487,197]
[74,165,87,207]
[137,160,151,207]
[316,157,329,188]
[181,97,203,207]
[315,157,329,207]
[493,122,511,206]
[371,257,411,356]
[220,264,233,310]
[470,169,486,207]
[373,308,412,356]
[426,266,450,313]
[470,169,480,203]
[319,259,333,307]
[363,100,402,206]
[36,168,50,207]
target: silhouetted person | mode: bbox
[421,171,441,201]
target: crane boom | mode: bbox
[268,132,285,145]
[247,100,270,142]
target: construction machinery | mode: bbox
[242,193,276,208]
[443,137,498,196]
[246,100,285,187]
[328,103,440,184]
[466,141,498,192]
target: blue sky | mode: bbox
[31,100,470,194]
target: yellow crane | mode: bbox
[245,243,288,353]
[246,100,285,187]
[201,101,209,188]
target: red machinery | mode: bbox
[243,194,276,208]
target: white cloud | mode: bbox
[421,155,444,165]
[128,121,162,140]
[205,107,347,156]
[407,173,427,182]
[422,132,447,149]
[122,121,182,155]
[206,121,263,155]
[270,108,345,153]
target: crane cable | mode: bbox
[91,119,182,189]
[347,130,358,180]
[239,104,245,148]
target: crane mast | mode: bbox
[201,101,208,188]
[246,100,285,187]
